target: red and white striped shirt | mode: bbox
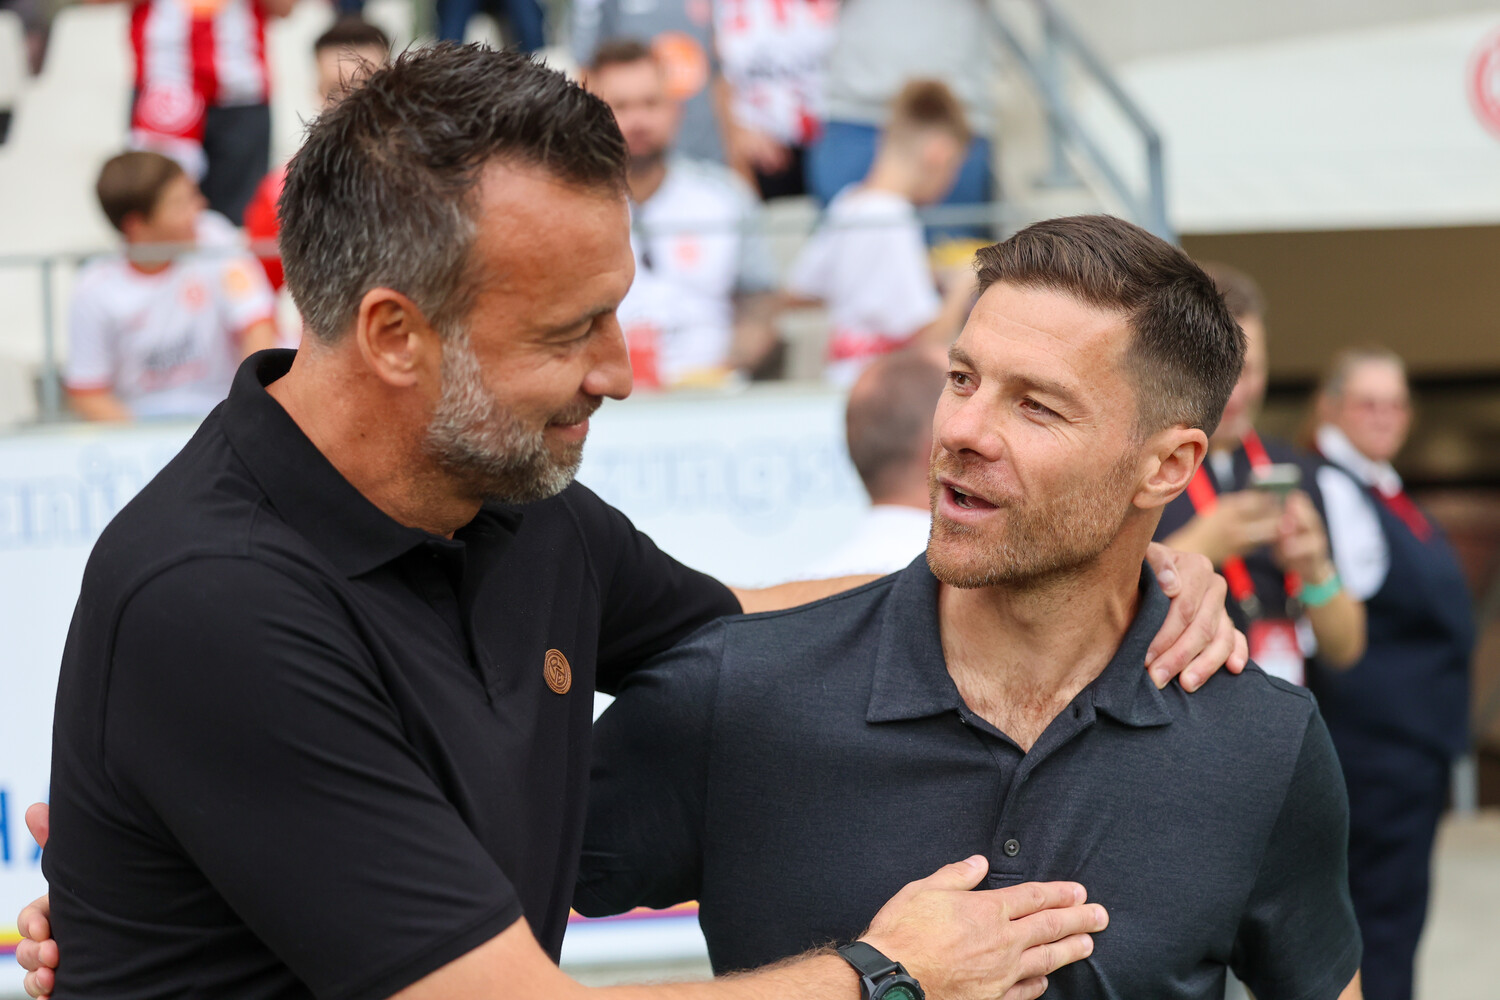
[130,0,270,143]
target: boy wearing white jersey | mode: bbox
[66,152,276,422]
[583,39,779,388]
[787,80,976,387]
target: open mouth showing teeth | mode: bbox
[949,486,995,510]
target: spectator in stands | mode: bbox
[786,80,976,387]
[713,0,839,199]
[65,151,276,421]
[1309,347,1475,1000]
[583,38,778,388]
[572,0,723,163]
[1154,264,1374,682]
[436,0,544,49]
[243,16,391,294]
[803,347,943,578]
[94,0,296,225]
[807,0,999,240]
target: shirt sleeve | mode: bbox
[216,254,276,337]
[1317,464,1389,601]
[64,278,118,390]
[564,483,741,694]
[1230,708,1363,1000]
[574,621,722,916]
[104,558,525,1000]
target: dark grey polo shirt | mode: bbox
[577,557,1362,1000]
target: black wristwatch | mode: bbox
[837,941,925,1000]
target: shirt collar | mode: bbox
[866,557,1173,730]
[221,350,522,578]
[867,556,964,723]
[1316,423,1402,495]
[1078,566,1174,729]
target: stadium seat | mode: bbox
[0,3,129,256]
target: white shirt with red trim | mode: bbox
[715,0,839,147]
[622,159,775,386]
[66,251,274,418]
[787,187,940,387]
[130,0,270,156]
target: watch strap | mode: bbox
[838,941,902,981]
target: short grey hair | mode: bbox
[278,44,627,343]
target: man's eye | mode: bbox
[1021,397,1057,418]
[947,371,974,389]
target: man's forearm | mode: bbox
[732,575,879,614]
[68,388,132,422]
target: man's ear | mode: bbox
[352,287,442,392]
[1133,426,1208,511]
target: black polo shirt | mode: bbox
[578,558,1362,1000]
[45,350,739,1000]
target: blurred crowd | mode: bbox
[2,0,1015,420]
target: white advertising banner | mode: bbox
[0,387,873,989]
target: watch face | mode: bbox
[873,981,922,1000]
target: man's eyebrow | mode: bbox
[1015,372,1084,408]
[948,345,976,369]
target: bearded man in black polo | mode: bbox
[577,216,1364,1000]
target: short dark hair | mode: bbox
[887,79,971,147]
[974,215,1245,434]
[96,151,184,232]
[847,349,947,502]
[1198,261,1266,321]
[314,15,390,56]
[587,37,656,74]
[279,44,627,343]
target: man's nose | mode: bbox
[936,395,1002,460]
[582,315,633,401]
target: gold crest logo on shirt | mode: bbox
[543,649,571,695]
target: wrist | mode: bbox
[838,941,925,1000]
[1298,568,1342,608]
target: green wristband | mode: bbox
[1299,572,1342,608]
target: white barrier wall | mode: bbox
[0,386,875,988]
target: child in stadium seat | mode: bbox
[785,79,978,387]
[64,151,276,422]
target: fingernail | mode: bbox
[1074,885,1087,904]
[1094,904,1110,928]
[1143,649,1156,667]
[1157,567,1178,590]
[1183,672,1201,692]
[1150,668,1169,689]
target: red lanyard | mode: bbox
[1185,430,1299,617]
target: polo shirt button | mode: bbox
[1003,839,1021,857]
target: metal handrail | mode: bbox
[0,203,1025,424]
[989,0,1175,243]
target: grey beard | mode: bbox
[423,333,588,505]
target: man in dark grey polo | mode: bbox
[577,216,1364,1000]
